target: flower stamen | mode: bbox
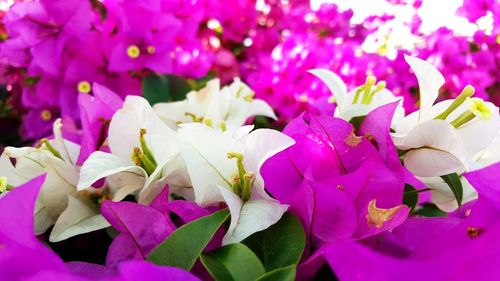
[77,81,92,94]
[127,45,141,59]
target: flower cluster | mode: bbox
[0,0,213,139]
[1,56,499,280]
[1,0,498,141]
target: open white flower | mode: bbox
[0,119,109,242]
[177,123,294,244]
[392,55,500,177]
[78,96,189,205]
[153,78,276,131]
[309,68,405,126]
[391,56,500,211]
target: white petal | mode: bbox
[106,172,145,202]
[153,100,189,129]
[204,79,223,119]
[393,120,466,153]
[49,195,110,242]
[249,99,277,119]
[34,200,56,235]
[177,124,243,206]
[404,148,466,177]
[243,129,295,193]
[308,69,347,110]
[0,153,32,186]
[475,131,500,167]
[457,102,500,158]
[78,151,145,191]
[52,118,80,165]
[40,165,79,218]
[404,55,444,117]
[222,196,288,245]
[108,96,175,159]
[148,133,180,167]
[393,120,469,176]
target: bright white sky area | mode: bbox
[312,0,494,58]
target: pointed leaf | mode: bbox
[402,184,418,212]
[200,243,265,281]
[440,173,463,206]
[414,203,447,217]
[242,213,305,271]
[256,265,297,281]
[147,209,230,270]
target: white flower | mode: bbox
[0,119,109,242]
[78,96,189,205]
[153,78,276,131]
[392,55,500,177]
[309,68,405,126]
[177,123,294,244]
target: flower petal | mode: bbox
[308,69,347,109]
[77,151,145,191]
[49,195,109,242]
[404,55,444,116]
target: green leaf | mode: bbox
[147,209,229,270]
[440,173,463,207]
[349,115,367,132]
[402,184,418,211]
[242,213,305,272]
[200,243,265,281]
[142,74,191,105]
[414,203,447,217]
[256,265,296,281]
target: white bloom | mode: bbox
[0,119,109,242]
[78,96,189,205]
[153,78,276,131]
[309,69,405,126]
[392,55,500,177]
[177,123,294,244]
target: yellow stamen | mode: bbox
[299,94,308,102]
[41,110,52,121]
[147,46,156,54]
[0,177,8,193]
[220,121,227,132]
[469,98,491,120]
[203,117,213,128]
[127,45,141,59]
[243,92,255,102]
[77,81,91,93]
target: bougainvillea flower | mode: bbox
[77,83,124,164]
[0,120,113,241]
[309,69,404,126]
[299,162,500,280]
[101,200,175,266]
[393,55,500,177]
[0,176,200,280]
[154,78,276,130]
[262,113,408,247]
[78,96,185,205]
[177,123,294,244]
[2,0,92,75]
[0,175,67,280]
